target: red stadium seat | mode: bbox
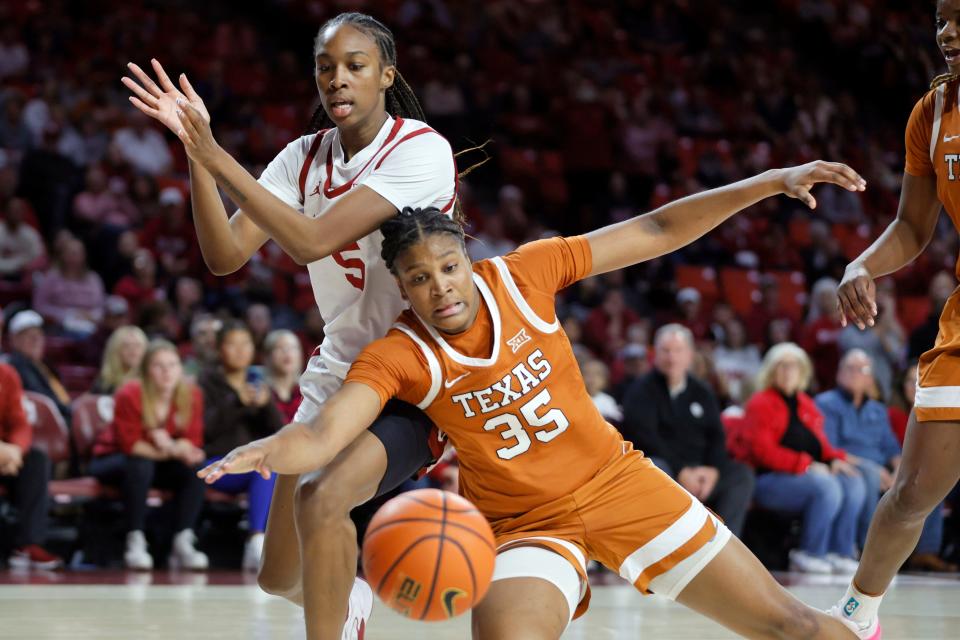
[767,271,807,322]
[898,296,932,333]
[71,394,114,465]
[56,365,99,398]
[720,268,761,318]
[23,391,70,466]
[675,265,719,305]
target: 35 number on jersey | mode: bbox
[332,241,365,291]
[483,389,569,460]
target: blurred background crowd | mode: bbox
[0,0,958,574]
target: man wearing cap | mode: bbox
[621,323,755,536]
[0,310,62,569]
[5,310,72,422]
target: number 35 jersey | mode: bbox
[257,116,456,380]
[347,236,625,521]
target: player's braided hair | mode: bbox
[381,206,466,275]
[303,12,488,225]
[931,72,959,89]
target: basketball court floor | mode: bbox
[1,571,957,639]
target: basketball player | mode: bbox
[830,2,960,638]
[122,13,458,640]
[203,162,866,639]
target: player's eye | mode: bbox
[444,262,458,273]
[349,63,364,71]
[316,63,331,73]
[937,17,947,29]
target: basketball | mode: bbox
[361,489,496,621]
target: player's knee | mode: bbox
[294,472,353,527]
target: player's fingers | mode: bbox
[836,298,848,328]
[853,279,877,324]
[792,187,816,209]
[179,73,201,102]
[837,286,863,329]
[176,106,199,139]
[150,58,178,93]
[846,281,873,329]
[828,163,867,189]
[121,77,160,107]
[126,62,163,97]
[821,169,866,192]
[128,97,160,119]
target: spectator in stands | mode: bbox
[884,360,957,572]
[800,276,843,391]
[0,197,45,281]
[263,329,303,423]
[0,89,31,152]
[837,283,905,399]
[140,187,198,281]
[5,310,71,423]
[816,349,900,549]
[72,164,139,231]
[91,325,147,395]
[0,309,61,569]
[583,289,642,364]
[244,303,271,362]
[182,313,222,379]
[741,342,865,573]
[674,287,710,341]
[171,277,203,335]
[88,339,207,571]
[908,270,956,359]
[621,324,754,536]
[746,275,796,347]
[198,321,282,571]
[32,237,105,337]
[110,111,173,176]
[713,317,762,404]
[113,248,164,315]
[581,358,622,424]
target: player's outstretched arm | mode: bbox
[837,172,940,330]
[197,382,382,482]
[123,59,269,275]
[584,161,865,277]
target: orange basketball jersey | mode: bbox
[904,77,960,418]
[347,237,625,520]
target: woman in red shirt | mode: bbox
[740,342,866,574]
[263,329,303,423]
[89,339,207,571]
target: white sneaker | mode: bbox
[788,549,833,574]
[124,530,154,571]
[342,577,373,640]
[826,553,860,575]
[169,529,208,571]
[242,533,264,572]
[827,604,882,639]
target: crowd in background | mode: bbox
[0,0,958,572]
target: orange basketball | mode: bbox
[361,488,496,621]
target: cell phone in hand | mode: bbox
[246,366,265,386]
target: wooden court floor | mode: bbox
[0,571,957,639]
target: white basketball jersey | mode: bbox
[258,116,457,380]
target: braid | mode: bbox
[307,12,488,226]
[931,72,959,89]
[381,207,466,274]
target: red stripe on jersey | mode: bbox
[323,117,406,199]
[298,130,328,203]
[372,127,435,170]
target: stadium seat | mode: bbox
[898,296,932,333]
[720,268,761,318]
[675,265,719,305]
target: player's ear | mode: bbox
[381,65,395,91]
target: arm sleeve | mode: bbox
[2,368,31,451]
[257,135,314,209]
[501,236,593,295]
[345,332,433,410]
[113,386,145,455]
[905,93,935,177]
[357,132,456,212]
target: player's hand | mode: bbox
[175,97,222,166]
[198,440,273,483]
[837,262,877,330]
[778,161,866,209]
[122,59,210,136]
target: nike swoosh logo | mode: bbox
[945,134,960,143]
[444,373,470,389]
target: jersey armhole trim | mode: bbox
[931,84,947,164]
[298,131,328,203]
[392,323,442,410]
[490,256,560,334]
